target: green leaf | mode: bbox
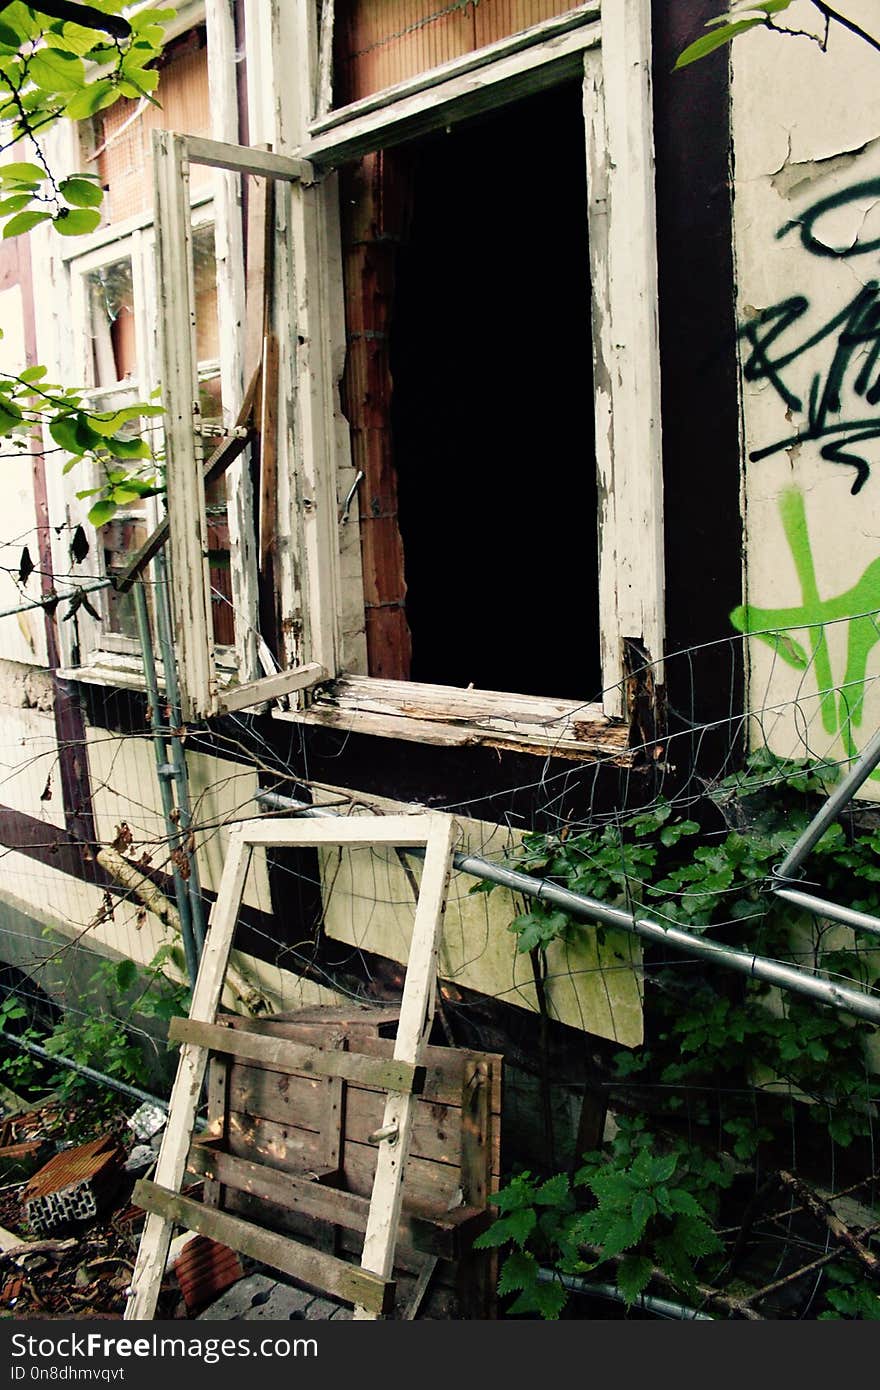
[59,176,104,208]
[115,958,137,991]
[53,207,102,237]
[531,1279,567,1320]
[88,499,118,527]
[50,414,102,454]
[103,434,149,460]
[19,364,47,384]
[64,79,118,120]
[29,47,86,91]
[617,1254,654,1306]
[0,401,23,433]
[3,208,51,238]
[675,18,764,69]
[0,161,45,184]
[497,1249,538,1296]
[535,1173,570,1207]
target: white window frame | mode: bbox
[151,1,665,742]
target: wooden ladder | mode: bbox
[125,813,457,1321]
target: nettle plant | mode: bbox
[475,752,880,1318]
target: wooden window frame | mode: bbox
[236,0,664,753]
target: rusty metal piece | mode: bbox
[173,1235,242,1313]
[22,1135,122,1235]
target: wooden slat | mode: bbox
[226,1064,464,1167]
[184,135,313,182]
[125,830,253,1321]
[186,1144,485,1260]
[133,1179,393,1314]
[357,815,456,1316]
[225,1017,503,1119]
[169,1016,425,1093]
[212,662,327,715]
[203,1054,230,1209]
[235,812,449,848]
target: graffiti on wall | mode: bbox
[739,178,880,495]
[735,178,880,768]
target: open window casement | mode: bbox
[241,0,665,750]
[152,130,330,720]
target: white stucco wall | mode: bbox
[732,2,880,792]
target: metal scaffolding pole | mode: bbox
[256,790,880,1024]
[133,580,199,988]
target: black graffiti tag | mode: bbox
[740,178,880,494]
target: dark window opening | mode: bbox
[341,83,600,701]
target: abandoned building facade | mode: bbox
[0,0,878,1173]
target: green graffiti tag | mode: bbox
[731,487,880,772]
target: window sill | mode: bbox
[274,674,629,762]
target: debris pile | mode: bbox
[22,1135,122,1234]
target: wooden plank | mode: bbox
[309,4,601,138]
[234,812,449,849]
[153,129,214,722]
[184,135,314,183]
[124,829,253,1321]
[357,815,456,1317]
[203,1055,230,1209]
[594,7,665,701]
[259,333,280,574]
[169,1016,426,1093]
[186,1145,484,1261]
[402,1256,438,1320]
[277,673,629,759]
[133,1179,393,1314]
[225,1017,503,1117]
[316,0,335,116]
[213,662,327,715]
[458,1059,493,1318]
[205,0,258,683]
[299,21,600,167]
[225,1065,464,1167]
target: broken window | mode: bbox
[339,84,600,697]
[86,256,136,387]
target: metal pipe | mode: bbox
[536,1268,713,1320]
[153,550,207,955]
[775,886,880,940]
[255,790,880,1024]
[775,725,880,882]
[0,578,112,622]
[133,580,198,988]
[3,1031,169,1112]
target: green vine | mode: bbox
[477,752,880,1318]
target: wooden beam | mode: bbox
[299,21,601,167]
[186,1144,485,1261]
[212,661,326,715]
[183,135,314,183]
[308,5,602,141]
[133,1179,394,1313]
[234,812,452,849]
[356,815,456,1317]
[124,829,253,1320]
[169,1016,426,1093]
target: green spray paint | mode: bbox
[731,486,880,771]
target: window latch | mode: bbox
[340,469,365,524]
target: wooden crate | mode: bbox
[188,1006,503,1317]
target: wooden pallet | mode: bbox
[187,1007,502,1317]
[125,814,457,1321]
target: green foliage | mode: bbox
[0,951,188,1115]
[0,3,176,238]
[483,752,880,1318]
[0,348,163,530]
[676,3,796,69]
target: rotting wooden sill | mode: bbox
[274,674,630,762]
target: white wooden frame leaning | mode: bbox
[153,132,325,720]
[125,813,457,1321]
